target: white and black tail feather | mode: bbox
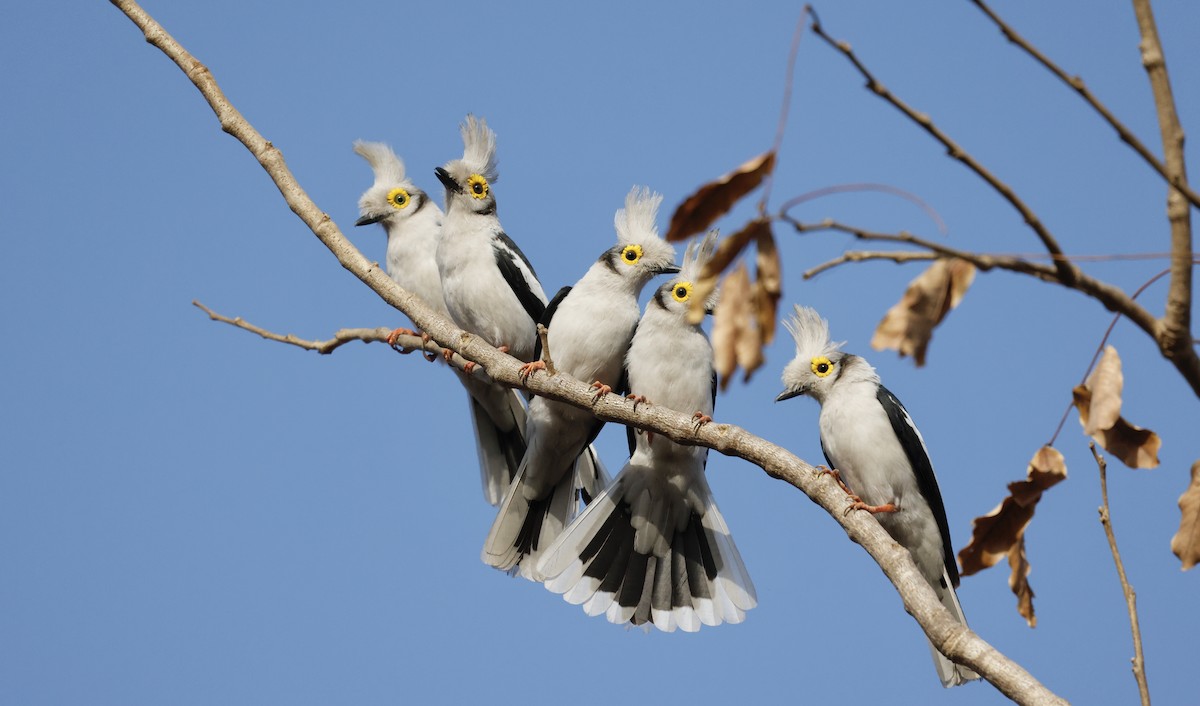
[482,448,610,580]
[929,568,980,687]
[462,381,528,507]
[538,470,756,632]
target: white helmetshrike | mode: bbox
[483,187,678,581]
[538,231,757,631]
[353,138,526,506]
[776,305,979,688]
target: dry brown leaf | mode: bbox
[688,219,769,325]
[753,224,782,345]
[665,152,776,243]
[1008,537,1037,628]
[710,264,752,390]
[1171,461,1200,571]
[959,446,1067,576]
[870,258,975,367]
[1071,346,1162,469]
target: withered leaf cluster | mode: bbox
[665,153,781,386]
[959,446,1067,627]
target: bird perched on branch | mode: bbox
[776,305,978,687]
[483,187,679,581]
[538,231,758,631]
[353,139,526,506]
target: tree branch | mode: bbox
[193,300,395,355]
[1090,443,1152,706]
[112,1,1067,701]
[807,8,1080,287]
[788,216,1200,396]
[969,0,1200,210]
[1131,0,1195,395]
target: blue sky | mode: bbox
[3,1,1197,704]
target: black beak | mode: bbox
[775,387,805,402]
[655,264,682,275]
[434,167,462,193]
[355,214,384,227]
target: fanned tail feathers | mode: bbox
[538,468,756,632]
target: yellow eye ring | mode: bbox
[811,356,834,377]
[621,244,643,265]
[671,281,693,303]
[466,174,489,199]
[386,187,410,210]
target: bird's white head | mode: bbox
[777,305,851,405]
[648,229,718,319]
[435,114,499,216]
[352,140,433,229]
[604,186,679,286]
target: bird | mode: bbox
[353,139,526,506]
[538,230,758,631]
[775,305,979,687]
[482,186,679,581]
[434,115,545,365]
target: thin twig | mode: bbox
[970,0,1200,210]
[193,301,488,376]
[1090,443,1152,706]
[807,11,1079,286]
[777,182,948,235]
[802,250,938,279]
[113,2,1067,700]
[194,300,393,354]
[759,5,809,214]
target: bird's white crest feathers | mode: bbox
[613,187,664,244]
[352,140,406,185]
[784,304,846,363]
[680,229,718,283]
[459,114,498,181]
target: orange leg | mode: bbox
[844,498,899,516]
[386,327,417,346]
[692,411,712,433]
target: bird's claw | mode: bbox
[816,466,854,496]
[496,345,510,355]
[420,333,437,362]
[519,360,546,382]
[386,327,418,347]
[843,497,899,517]
[692,412,712,433]
[590,381,612,404]
[462,360,478,374]
[626,394,651,411]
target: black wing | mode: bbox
[493,232,546,325]
[819,436,836,472]
[876,385,959,587]
[534,286,572,361]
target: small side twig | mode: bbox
[193,300,392,354]
[535,323,556,375]
[1090,442,1152,706]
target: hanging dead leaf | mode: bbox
[1008,537,1037,628]
[711,264,752,390]
[1071,346,1161,469]
[754,224,782,345]
[665,151,776,243]
[688,219,769,325]
[959,446,1064,627]
[870,258,975,366]
[1171,461,1200,571]
[959,446,1067,576]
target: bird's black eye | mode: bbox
[817,363,829,374]
[620,244,643,265]
[473,183,483,194]
[811,356,834,377]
